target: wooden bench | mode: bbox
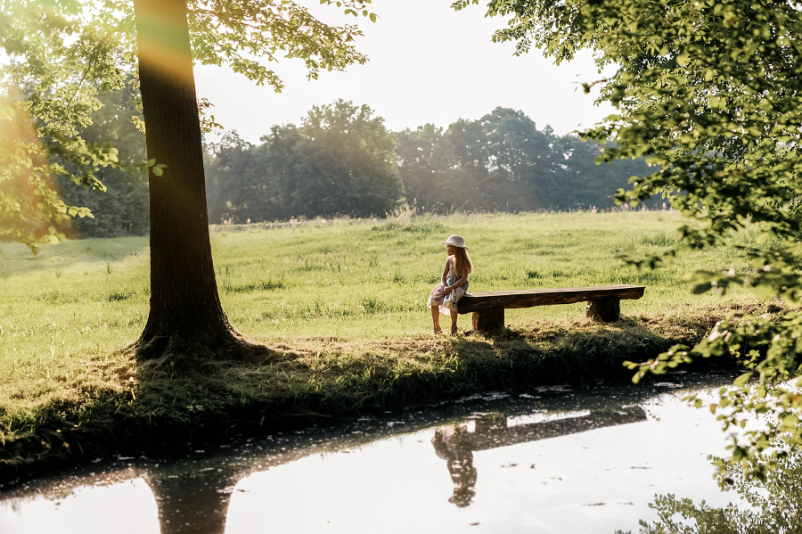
[457,284,645,333]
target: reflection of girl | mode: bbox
[428,235,473,335]
[432,426,478,508]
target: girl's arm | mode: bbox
[440,258,450,286]
[444,274,468,294]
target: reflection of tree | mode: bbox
[146,463,240,534]
[636,432,802,534]
[433,407,647,508]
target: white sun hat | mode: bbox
[441,235,469,249]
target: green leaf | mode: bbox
[734,372,753,387]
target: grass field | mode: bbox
[0,211,763,351]
[0,211,772,469]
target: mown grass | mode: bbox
[0,211,776,478]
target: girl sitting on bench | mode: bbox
[428,235,473,335]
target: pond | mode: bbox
[0,371,763,534]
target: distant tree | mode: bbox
[204,131,261,224]
[394,108,643,213]
[395,124,475,213]
[447,108,544,211]
[540,131,651,210]
[256,100,404,219]
[204,104,649,220]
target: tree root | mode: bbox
[134,326,281,370]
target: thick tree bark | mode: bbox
[133,0,236,357]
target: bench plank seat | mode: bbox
[458,285,645,313]
[457,284,645,333]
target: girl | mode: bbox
[428,235,473,335]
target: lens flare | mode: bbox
[0,90,71,250]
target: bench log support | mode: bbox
[586,297,620,323]
[472,308,504,333]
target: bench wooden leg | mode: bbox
[472,308,504,333]
[586,297,620,322]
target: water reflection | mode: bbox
[0,373,739,534]
[433,425,478,507]
[147,461,240,534]
[0,477,159,534]
[637,431,802,534]
[432,407,647,508]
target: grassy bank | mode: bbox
[0,211,772,483]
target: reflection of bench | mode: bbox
[457,284,646,333]
[465,406,647,451]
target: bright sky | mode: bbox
[194,0,614,143]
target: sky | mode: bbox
[193,0,614,143]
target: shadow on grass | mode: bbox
[0,236,150,278]
[440,320,707,394]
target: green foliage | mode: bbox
[395,123,474,213]
[59,81,150,238]
[187,0,374,90]
[397,108,651,213]
[0,1,143,251]
[0,0,377,250]
[462,0,802,472]
[638,432,802,533]
[206,100,404,221]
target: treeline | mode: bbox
[205,100,403,222]
[206,101,650,224]
[60,98,649,237]
[397,109,648,214]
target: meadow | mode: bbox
[0,210,763,354]
[0,211,773,466]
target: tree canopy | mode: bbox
[0,0,375,251]
[59,80,149,237]
[463,0,802,473]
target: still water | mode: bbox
[0,372,748,534]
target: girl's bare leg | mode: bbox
[431,305,442,334]
[450,310,458,335]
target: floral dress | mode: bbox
[427,256,469,316]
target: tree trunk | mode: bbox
[133,0,237,357]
